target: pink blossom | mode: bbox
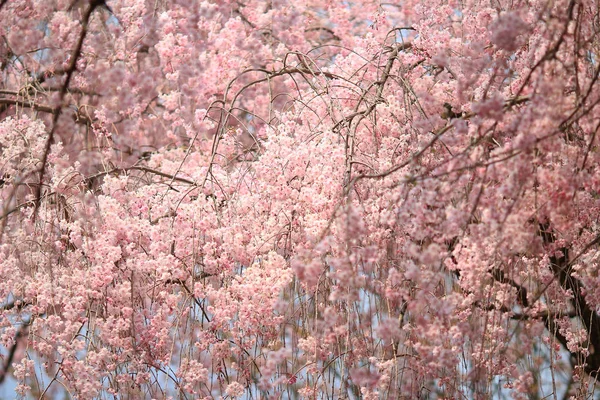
[490,12,528,52]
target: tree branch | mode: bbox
[537,223,600,377]
[0,322,29,384]
[0,98,93,124]
[33,0,103,219]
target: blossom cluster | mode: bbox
[1,0,600,398]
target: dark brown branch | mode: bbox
[0,98,93,124]
[84,166,197,187]
[479,224,600,377]
[305,26,341,41]
[491,268,529,307]
[538,223,600,377]
[163,278,212,322]
[34,0,103,219]
[0,300,30,312]
[0,322,29,384]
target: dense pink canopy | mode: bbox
[0,0,599,398]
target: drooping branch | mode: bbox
[0,98,93,124]
[467,226,600,377]
[0,322,29,385]
[84,166,198,187]
[487,224,600,377]
[538,223,600,377]
[33,0,106,219]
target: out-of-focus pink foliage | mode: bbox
[0,0,600,398]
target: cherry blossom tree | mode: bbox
[1,0,599,398]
